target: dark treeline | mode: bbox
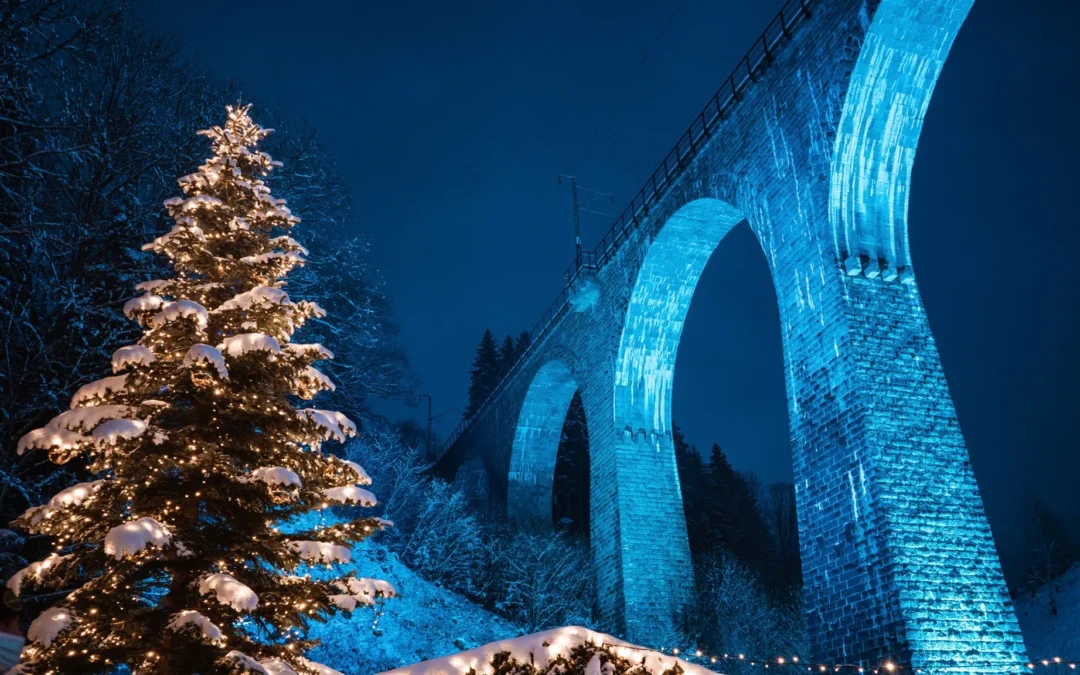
[461,327,806,657]
[0,0,411,526]
[465,328,530,416]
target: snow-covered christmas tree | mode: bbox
[8,105,393,674]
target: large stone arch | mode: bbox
[507,358,582,524]
[614,197,746,436]
[597,196,750,637]
[830,0,975,269]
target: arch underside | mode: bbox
[829,0,975,270]
[615,198,747,437]
[507,359,579,523]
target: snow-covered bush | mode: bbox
[343,425,598,632]
[343,424,489,594]
[485,525,597,633]
[685,553,806,670]
[377,626,716,675]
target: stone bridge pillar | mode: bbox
[770,240,1027,671]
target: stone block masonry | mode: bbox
[435,0,1028,671]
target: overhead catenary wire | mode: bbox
[568,0,690,172]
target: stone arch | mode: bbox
[614,197,747,436]
[507,358,583,525]
[829,0,974,269]
[596,196,751,633]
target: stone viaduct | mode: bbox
[435,0,1028,670]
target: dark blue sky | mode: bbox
[147,0,1080,581]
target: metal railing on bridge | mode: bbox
[437,0,814,460]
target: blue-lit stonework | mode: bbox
[436,0,1029,670]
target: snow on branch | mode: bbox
[240,466,302,488]
[297,657,344,675]
[167,610,224,644]
[43,405,135,432]
[112,345,157,372]
[220,333,282,358]
[28,607,75,647]
[70,374,129,408]
[150,300,209,329]
[321,485,376,507]
[182,344,229,379]
[295,366,335,399]
[19,480,105,527]
[199,573,259,612]
[288,540,351,565]
[336,459,372,486]
[6,553,72,597]
[122,293,163,319]
[301,409,356,443]
[91,418,147,447]
[214,286,291,313]
[223,650,268,674]
[103,517,172,560]
[16,426,87,456]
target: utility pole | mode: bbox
[418,393,433,461]
[558,175,613,273]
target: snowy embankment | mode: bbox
[375,626,721,675]
[305,540,517,674]
[1015,563,1080,657]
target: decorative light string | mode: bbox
[604,643,1079,673]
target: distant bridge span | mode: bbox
[435,0,1027,669]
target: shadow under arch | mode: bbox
[507,359,583,525]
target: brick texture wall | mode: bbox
[436,0,1028,670]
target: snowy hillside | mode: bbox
[306,540,519,674]
[1015,564,1080,658]
[1010,561,1080,656]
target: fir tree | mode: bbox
[497,335,517,378]
[553,392,589,536]
[513,331,531,359]
[706,443,777,586]
[672,423,709,554]
[7,105,392,674]
[465,330,500,417]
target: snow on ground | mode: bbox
[305,540,517,675]
[375,626,721,675]
[1016,563,1080,658]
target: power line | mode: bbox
[569,0,690,172]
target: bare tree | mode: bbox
[488,526,596,633]
[690,552,807,671]
[1026,496,1078,616]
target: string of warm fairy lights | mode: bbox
[604,643,1080,673]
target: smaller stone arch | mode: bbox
[507,359,581,525]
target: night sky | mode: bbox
[146,0,1080,582]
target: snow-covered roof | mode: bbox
[375,626,723,675]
